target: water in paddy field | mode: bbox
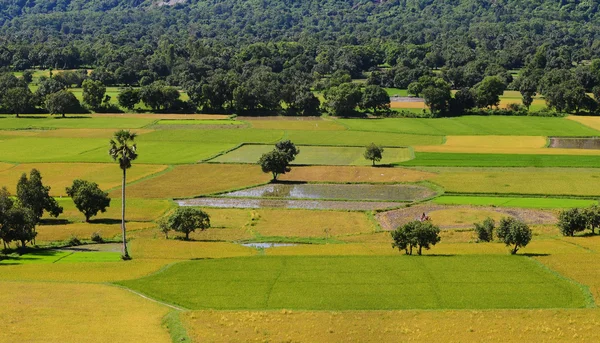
[222,183,436,202]
[549,137,600,149]
[176,198,402,210]
[240,243,298,248]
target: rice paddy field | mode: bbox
[5,113,600,342]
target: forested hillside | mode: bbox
[2,0,600,116]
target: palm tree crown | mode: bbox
[109,130,138,169]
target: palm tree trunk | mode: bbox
[121,168,130,259]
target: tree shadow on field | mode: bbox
[88,218,123,225]
[39,218,70,226]
[521,253,550,257]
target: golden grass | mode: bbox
[536,253,600,303]
[36,221,154,242]
[390,101,427,109]
[432,168,600,196]
[0,260,171,282]
[246,119,346,130]
[0,163,167,196]
[0,162,14,172]
[129,239,256,260]
[92,113,230,120]
[251,209,376,238]
[120,164,269,199]
[0,281,171,343]
[183,308,600,343]
[567,115,600,131]
[427,208,506,227]
[499,98,545,108]
[279,165,436,183]
[49,198,173,222]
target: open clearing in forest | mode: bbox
[338,116,600,136]
[0,281,171,343]
[433,195,598,209]
[0,163,167,196]
[210,144,413,165]
[119,255,589,310]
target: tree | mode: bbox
[109,130,138,260]
[359,85,390,114]
[118,87,141,111]
[82,79,106,110]
[4,87,34,117]
[519,77,537,110]
[45,90,81,117]
[496,217,532,254]
[0,187,14,249]
[391,221,441,255]
[584,205,600,235]
[157,217,170,239]
[17,169,63,223]
[66,179,111,222]
[35,77,65,100]
[258,150,292,181]
[323,82,362,116]
[474,217,495,242]
[450,88,477,114]
[275,140,300,163]
[475,76,506,108]
[557,208,588,236]
[167,207,210,240]
[4,207,37,248]
[364,143,384,166]
[422,85,451,116]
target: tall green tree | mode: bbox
[82,79,106,110]
[117,87,141,111]
[323,82,362,116]
[4,87,35,117]
[66,179,111,222]
[359,85,390,114]
[109,130,138,260]
[475,76,506,108]
[364,143,384,166]
[391,220,441,255]
[0,187,14,249]
[4,207,37,248]
[16,169,63,223]
[167,207,211,240]
[45,90,81,117]
[496,217,532,254]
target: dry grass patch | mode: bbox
[390,101,427,109]
[432,168,600,196]
[247,119,346,130]
[36,221,153,242]
[568,115,600,131]
[427,208,506,227]
[129,239,255,260]
[0,163,167,196]
[121,164,269,199]
[536,252,600,302]
[279,166,435,183]
[0,162,14,172]
[0,282,170,343]
[183,308,600,343]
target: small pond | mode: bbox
[222,183,436,202]
[177,198,402,211]
[549,137,600,149]
[240,243,298,248]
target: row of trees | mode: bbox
[474,217,532,255]
[557,206,600,237]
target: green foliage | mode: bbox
[363,143,384,166]
[258,150,292,181]
[66,179,111,222]
[558,208,589,237]
[16,169,63,222]
[391,220,441,255]
[474,217,495,242]
[3,87,35,117]
[82,79,106,110]
[584,205,600,235]
[45,90,81,117]
[3,206,37,248]
[109,130,138,171]
[323,83,362,116]
[274,140,300,163]
[475,76,506,108]
[140,82,181,111]
[117,87,141,110]
[167,207,210,240]
[359,85,390,114]
[496,217,532,254]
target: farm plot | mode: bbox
[210,145,412,165]
[119,164,269,199]
[0,282,171,343]
[278,165,436,183]
[433,195,598,209]
[400,152,600,167]
[0,250,121,265]
[0,116,155,129]
[376,204,556,230]
[222,183,436,202]
[0,163,167,196]
[338,116,600,136]
[431,168,600,196]
[49,198,172,222]
[119,255,589,310]
[156,119,244,126]
[246,118,346,131]
[284,130,443,146]
[35,222,153,242]
[178,198,402,210]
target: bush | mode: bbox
[91,232,103,243]
[68,235,82,246]
[474,217,495,242]
[558,208,587,236]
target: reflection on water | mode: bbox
[549,137,600,149]
[224,183,435,202]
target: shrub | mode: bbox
[474,217,495,242]
[91,232,104,243]
[68,235,82,246]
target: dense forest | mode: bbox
[1,0,600,116]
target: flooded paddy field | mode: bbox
[177,198,402,211]
[549,137,600,149]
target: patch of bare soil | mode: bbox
[376,204,557,230]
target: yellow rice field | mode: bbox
[567,116,600,131]
[390,101,427,109]
[35,221,154,242]
[183,308,600,343]
[129,239,256,260]
[0,281,171,343]
[427,208,507,227]
[0,163,168,196]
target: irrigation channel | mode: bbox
[177,183,437,210]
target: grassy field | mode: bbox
[433,195,598,208]
[431,167,600,196]
[284,130,443,146]
[0,116,155,129]
[119,255,589,310]
[0,250,121,264]
[278,165,436,183]
[49,197,172,222]
[246,119,346,131]
[156,119,243,126]
[339,116,600,136]
[211,144,413,165]
[401,152,600,167]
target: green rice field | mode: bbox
[119,255,591,310]
[400,152,600,168]
[433,195,598,208]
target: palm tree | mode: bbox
[109,130,138,260]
